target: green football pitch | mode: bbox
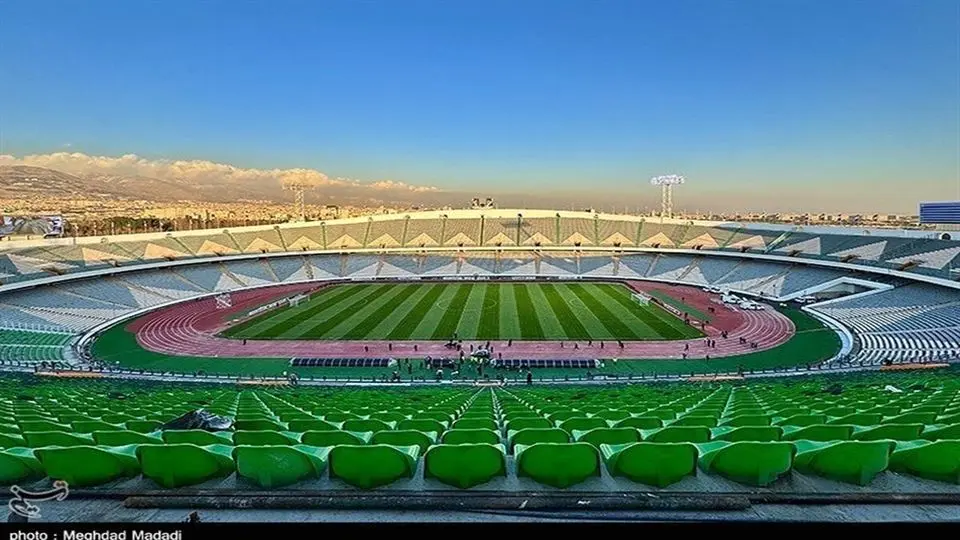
[221,281,706,342]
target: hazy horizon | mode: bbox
[2,0,958,215]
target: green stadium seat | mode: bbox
[92,430,163,446]
[0,433,26,448]
[781,425,854,442]
[710,426,782,442]
[922,423,960,441]
[828,413,882,426]
[696,441,796,487]
[592,410,632,422]
[234,445,331,488]
[329,444,420,489]
[233,430,301,446]
[18,420,70,433]
[719,415,772,427]
[601,442,698,487]
[504,418,552,432]
[670,416,719,428]
[137,443,236,488]
[935,413,960,425]
[162,430,233,446]
[884,412,938,425]
[0,448,44,485]
[72,421,124,433]
[557,417,608,433]
[418,411,455,423]
[640,426,711,443]
[613,417,663,430]
[439,428,498,445]
[424,443,507,489]
[851,424,924,441]
[793,440,896,485]
[545,411,580,423]
[235,419,287,431]
[371,430,437,452]
[24,431,94,448]
[0,424,20,435]
[341,419,396,433]
[34,444,141,487]
[515,442,600,488]
[571,427,640,448]
[323,412,361,423]
[773,414,827,427]
[452,418,498,431]
[507,428,569,451]
[124,420,163,433]
[397,418,448,433]
[889,440,960,484]
[287,419,340,432]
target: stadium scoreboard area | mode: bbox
[920,201,960,225]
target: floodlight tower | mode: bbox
[650,174,686,219]
[282,181,312,222]
[282,170,329,222]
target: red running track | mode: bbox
[129,281,796,361]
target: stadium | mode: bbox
[0,208,957,522]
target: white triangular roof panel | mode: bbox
[640,232,675,247]
[484,232,515,246]
[561,232,592,246]
[444,232,477,246]
[81,247,131,264]
[407,233,439,247]
[244,237,283,253]
[329,234,362,248]
[197,240,238,255]
[143,243,188,260]
[681,233,720,248]
[369,234,401,248]
[521,232,553,246]
[601,232,634,246]
[728,235,767,249]
[830,240,888,261]
[286,236,323,251]
[776,237,822,255]
[887,246,960,270]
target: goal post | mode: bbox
[631,291,652,307]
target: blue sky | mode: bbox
[1,0,958,213]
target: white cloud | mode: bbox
[0,151,439,192]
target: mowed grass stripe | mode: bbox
[334,284,425,339]
[568,283,644,339]
[310,284,415,339]
[555,283,624,340]
[283,284,391,338]
[409,285,461,339]
[240,284,372,338]
[540,283,592,339]
[498,282,521,338]
[595,284,703,339]
[525,284,566,338]
[455,283,487,339]
[431,284,473,339]
[477,284,500,338]
[384,284,445,340]
[582,283,668,339]
[225,283,363,337]
[644,302,704,338]
[512,284,545,339]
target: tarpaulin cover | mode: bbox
[161,409,233,432]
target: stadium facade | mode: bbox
[0,208,957,378]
